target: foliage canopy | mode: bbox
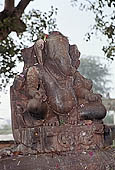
[71,0,115,59]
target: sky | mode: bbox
[0,0,115,122]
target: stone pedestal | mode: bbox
[13,121,104,153]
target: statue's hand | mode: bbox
[14,74,25,90]
[85,93,101,102]
[35,39,44,50]
[35,92,47,102]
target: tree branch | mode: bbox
[15,0,32,17]
[4,0,14,12]
[0,0,32,40]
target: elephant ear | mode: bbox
[69,45,80,69]
[69,45,80,61]
[21,46,38,69]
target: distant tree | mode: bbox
[71,0,115,59]
[104,113,114,124]
[0,124,12,135]
[0,0,57,90]
[78,56,111,96]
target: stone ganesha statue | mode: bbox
[26,31,106,122]
[11,31,106,128]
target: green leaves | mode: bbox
[21,7,57,42]
[0,36,19,89]
[71,0,115,59]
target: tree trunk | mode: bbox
[0,0,32,40]
[4,0,14,12]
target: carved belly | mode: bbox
[43,73,77,114]
[48,88,77,114]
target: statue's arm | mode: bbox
[13,73,26,90]
[26,65,47,115]
[27,66,40,97]
[74,72,101,102]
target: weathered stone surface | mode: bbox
[12,122,104,153]
[0,148,115,170]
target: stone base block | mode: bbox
[0,147,115,170]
